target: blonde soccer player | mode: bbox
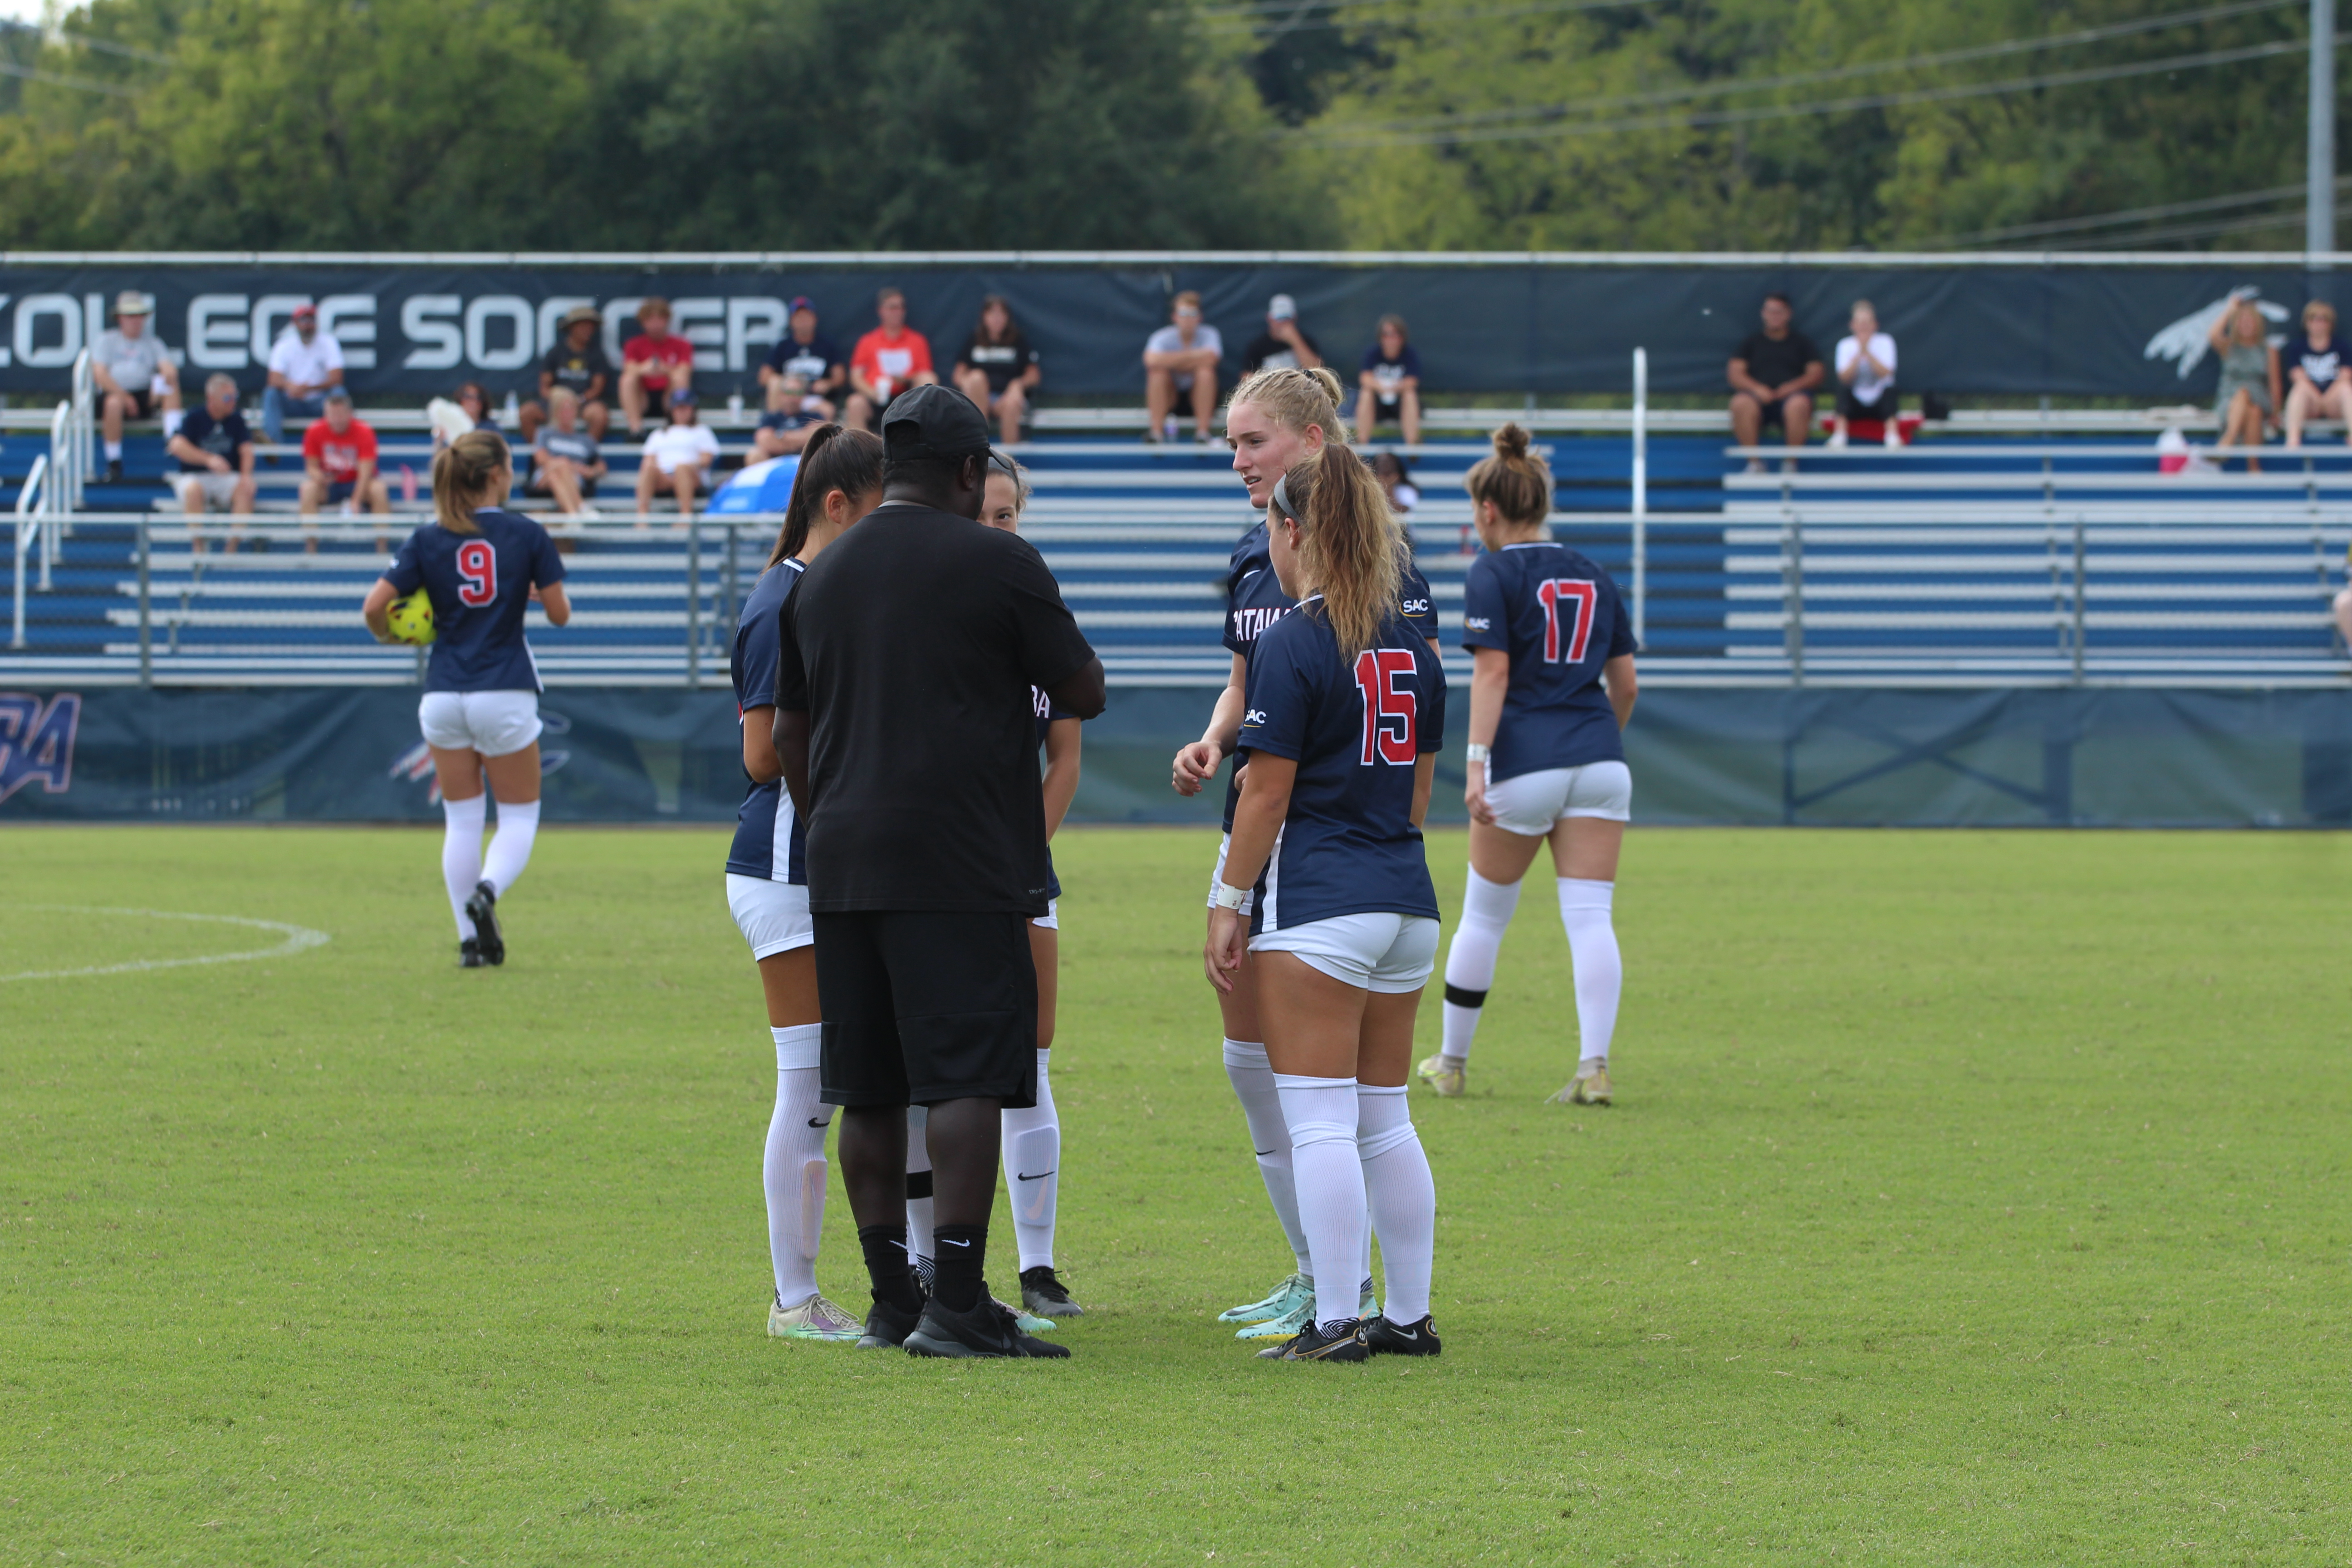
[1419,424,1639,1105]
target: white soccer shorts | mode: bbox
[1484,760,1633,836]
[1204,832,1256,915]
[1250,912,1440,995]
[726,872,815,960]
[416,690,544,758]
[1033,898,1058,931]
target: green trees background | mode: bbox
[0,0,2331,250]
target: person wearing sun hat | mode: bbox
[520,303,616,446]
[92,289,183,483]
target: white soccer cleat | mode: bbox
[1416,1052,1465,1098]
[767,1291,864,1342]
[1220,1270,1313,1324]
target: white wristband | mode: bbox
[1211,882,1251,911]
[1465,742,1491,764]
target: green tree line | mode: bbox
[0,0,2332,250]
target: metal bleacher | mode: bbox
[10,370,2352,689]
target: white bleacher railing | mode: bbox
[9,453,49,649]
[66,349,94,500]
[1630,346,1648,643]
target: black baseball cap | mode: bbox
[882,383,990,462]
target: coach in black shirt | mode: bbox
[773,385,1104,1359]
[1727,292,1825,471]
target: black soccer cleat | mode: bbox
[1019,1265,1085,1318]
[1362,1313,1443,1357]
[855,1296,922,1350]
[465,880,504,965]
[1256,1317,1370,1362]
[458,938,485,969]
[902,1285,1072,1359]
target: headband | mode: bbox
[1270,472,1297,524]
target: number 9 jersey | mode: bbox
[1235,594,1446,936]
[383,508,567,693]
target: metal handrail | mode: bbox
[10,453,49,649]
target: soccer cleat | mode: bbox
[1000,1294,1057,1334]
[855,1296,922,1350]
[458,938,485,969]
[1360,1279,1381,1321]
[1547,1065,1612,1106]
[1220,1270,1312,1323]
[767,1291,864,1342]
[1363,1313,1444,1357]
[1257,1318,1369,1362]
[1019,1265,1085,1318]
[465,880,504,965]
[1416,1053,1465,1098]
[904,1286,1072,1359]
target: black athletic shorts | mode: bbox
[815,910,1039,1109]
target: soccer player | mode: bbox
[360,432,571,968]
[1418,424,1639,1106]
[727,423,886,1342]
[980,449,1086,1320]
[1170,366,1440,1343]
[1205,444,1446,1363]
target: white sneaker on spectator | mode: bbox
[1883,426,1903,449]
[1825,429,1848,450]
[576,505,603,520]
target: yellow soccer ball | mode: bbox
[386,590,436,646]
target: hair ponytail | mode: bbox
[767,422,885,568]
[1230,364,1343,441]
[431,430,509,536]
[1273,442,1405,659]
[1464,421,1551,527]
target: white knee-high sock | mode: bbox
[481,799,541,896]
[1558,878,1622,1067]
[1002,1048,1059,1271]
[764,1024,829,1305]
[1357,1083,1436,1325]
[1441,868,1524,1061]
[1223,1039,1312,1276]
[1273,1073,1363,1330]
[440,794,486,939]
[904,1105,935,1282]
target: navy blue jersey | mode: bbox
[1219,519,1440,830]
[728,559,808,884]
[1460,539,1639,780]
[1033,683,1079,901]
[382,508,564,694]
[1236,598,1445,934]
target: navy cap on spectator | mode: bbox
[789,296,817,315]
[883,382,989,461]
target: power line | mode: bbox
[1196,0,1666,32]
[1928,181,2331,246]
[2063,204,2330,248]
[1291,0,2293,140]
[1302,32,2324,148]
[0,58,142,96]
[0,19,171,67]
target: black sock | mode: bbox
[931,1222,987,1312]
[857,1224,921,1313]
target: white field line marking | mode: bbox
[1,906,331,983]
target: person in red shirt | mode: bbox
[620,296,697,436]
[846,287,937,431]
[298,388,390,553]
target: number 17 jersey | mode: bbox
[1460,539,1636,782]
[383,508,566,693]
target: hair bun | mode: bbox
[1306,366,1343,404]
[1492,421,1532,461]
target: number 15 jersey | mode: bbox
[1236,597,1446,935]
[383,508,566,693]
[1460,539,1636,782]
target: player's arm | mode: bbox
[1205,751,1296,992]
[1174,652,1249,794]
[1602,653,1637,729]
[536,581,572,626]
[773,709,810,815]
[1041,716,1082,840]
[1465,645,1509,825]
[1411,752,1436,829]
[740,705,781,784]
[361,578,398,642]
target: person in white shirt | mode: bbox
[263,303,346,446]
[91,290,183,482]
[633,388,722,524]
[1143,290,1225,444]
[1828,300,1900,449]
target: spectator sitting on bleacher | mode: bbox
[2282,300,2351,450]
[527,387,606,518]
[750,398,822,460]
[634,389,720,524]
[953,294,1040,446]
[1143,290,1222,444]
[1372,450,1419,515]
[297,388,390,550]
[759,296,847,425]
[1828,300,1899,449]
[620,297,696,438]
[261,303,344,449]
[2208,297,2280,471]
[1728,293,1824,473]
[168,373,257,553]
[93,290,181,484]
[520,305,613,446]
[848,288,937,431]
[1356,314,1422,446]
[429,382,501,453]
[1242,293,1322,374]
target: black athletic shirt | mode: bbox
[1733,330,1823,391]
[774,502,1096,916]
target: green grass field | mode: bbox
[2,825,2347,1566]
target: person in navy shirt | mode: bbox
[1421,423,1639,1111]
[725,422,885,1343]
[362,431,570,970]
[980,451,1088,1323]
[2283,299,2352,449]
[1205,443,1446,1365]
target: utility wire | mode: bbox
[0,57,143,96]
[1196,0,1667,32]
[1290,0,2294,139]
[1924,179,2350,246]
[0,18,171,66]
